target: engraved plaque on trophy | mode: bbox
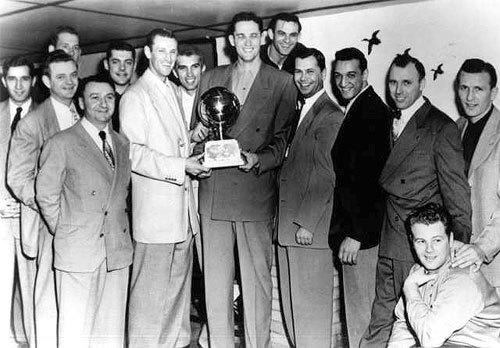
[199,87,244,168]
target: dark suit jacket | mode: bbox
[36,122,133,272]
[197,63,297,221]
[278,92,344,249]
[379,99,472,262]
[330,86,392,250]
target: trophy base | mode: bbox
[203,139,244,168]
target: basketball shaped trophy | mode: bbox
[198,87,244,168]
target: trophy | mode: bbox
[199,87,244,168]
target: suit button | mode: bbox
[104,211,108,216]
[400,179,406,184]
[99,233,104,238]
[91,190,96,195]
[256,128,260,132]
[395,216,399,222]
[123,229,127,234]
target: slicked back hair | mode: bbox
[268,12,301,32]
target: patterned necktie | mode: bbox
[11,107,22,133]
[70,104,80,124]
[98,131,115,169]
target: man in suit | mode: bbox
[8,50,80,348]
[36,75,133,347]
[260,12,305,74]
[0,56,37,347]
[120,28,210,348]
[277,47,343,347]
[330,47,392,348]
[360,53,472,347]
[452,59,500,295]
[196,11,297,347]
[103,40,135,131]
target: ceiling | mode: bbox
[0,0,398,62]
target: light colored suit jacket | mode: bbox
[197,63,297,221]
[379,99,472,262]
[458,106,500,287]
[36,122,133,272]
[7,98,58,257]
[120,68,198,243]
[277,92,344,249]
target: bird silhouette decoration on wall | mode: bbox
[431,64,444,80]
[362,30,381,55]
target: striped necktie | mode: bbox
[98,131,115,169]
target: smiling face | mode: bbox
[2,65,34,105]
[52,32,81,63]
[412,221,451,273]
[229,20,263,63]
[145,35,178,79]
[175,54,203,94]
[388,63,425,110]
[42,60,78,105]
[268,20,300,57]
[79,81,115,128]
[334,59,368,101]
[105,49,134,87]
[458,71,498,122]
[294,55,325,98]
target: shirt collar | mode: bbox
[345,84,370,114]
[234,59,261,76]
[50,96,74,112]
[81,117,113,147]
[303,88,325,108]
[400,95,425,121]
[9,98,32,118]
[469,104,494,125]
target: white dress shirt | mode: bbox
[50,97,78,131]
[392,95,425,139]
[9,98,32,122]
[180,88,195,126]
[80,117,114,153]
[297,88,324,129]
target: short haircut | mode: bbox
[268,12,301,32]
[390,53,426,81]
[296,47,325,71]
[2,56,35,78]
[79,74,114,98]
[458,58,497,88]
[407,203,451,237]
[334,47,367,72]
[177,45,204,65]
[106,40,135,61]
[42,50,75,77]
[49,25,79,47]
[145,28,175,49]
[227,12,263,36]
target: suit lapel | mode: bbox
[102,131,127,211]
[380,101,430,183]
[44,99,61,136]
[468,107,500,178]
[0,102,10,141]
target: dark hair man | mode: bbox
[195,11,297,347]
[330,47,392,348]
[120,28,210,348]
[388,203,500,347]
[103,40,136,131]
[8,50,80,348]
[0,56,37,347]
[452,58,500,296]
[361,53,472,347]
[277,47,344,347]
[260,12,305,74]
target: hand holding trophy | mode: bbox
[199,86,244,168]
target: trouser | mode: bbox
[0,220,17,348]
[360,256,413,348]
[128,233,194,348]
[277,245,334,348]
[55,261,129,348]
[342,245,378,348]
[201,215,273,348]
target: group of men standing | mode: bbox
[1,8,500,348]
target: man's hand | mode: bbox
[295,227,313,245]
[0,197,20,218]
[452,242,484,271]
[338,237,361,265]
[239,151,260,172]
[190,123,210,143]
[403,265,437,298]
[185,153,212,177]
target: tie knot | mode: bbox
[16,107,22,114]
[98,130,106,141]
[392,108,402,120]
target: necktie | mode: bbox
[70,104,80,124]
[98,131,115,169]
[11,107,22,133]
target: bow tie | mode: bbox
[392,108,402,120]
